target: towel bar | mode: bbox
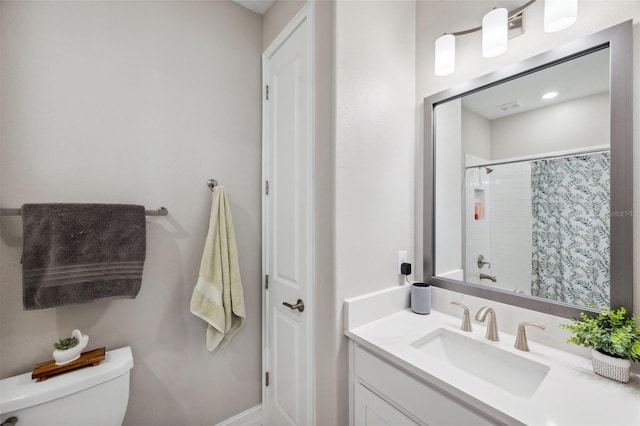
[0,206,169,217]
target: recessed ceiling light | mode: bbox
[542,91,559,100]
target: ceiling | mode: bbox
[233,0,275,15]
[462,48,610,120]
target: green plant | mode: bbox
[561,307,640,362]
[53,336,78,351]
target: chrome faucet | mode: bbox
[450,302,472,332]
[479,273,497,282]
[514,322,546,351]
[475,307,499,341]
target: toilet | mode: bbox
[0,346,133,426]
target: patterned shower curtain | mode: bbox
[530,152,610,309]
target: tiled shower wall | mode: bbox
[464,165,490,285]
[465,161,532,294]
[488,163,532,294]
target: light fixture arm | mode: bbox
[445,0,538,37]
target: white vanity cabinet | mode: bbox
[354,383,417,426]
[345,290,640,426]
[350,342,499,426]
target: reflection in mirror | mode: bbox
[434,48,611,311]
[426,21,634,320]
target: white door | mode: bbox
[262,4,314,426]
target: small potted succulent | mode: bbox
[561,307,640,382]
[53,329,89,365]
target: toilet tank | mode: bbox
[0,346,134,426]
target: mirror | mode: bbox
[424,21,633,319]
[436,49,610,309]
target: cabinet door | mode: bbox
[354,383,418,426]
[354,345,499,425]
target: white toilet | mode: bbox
[0,346,133,426]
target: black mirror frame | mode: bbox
[423,21,633,319]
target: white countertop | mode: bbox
[346,309,640,425]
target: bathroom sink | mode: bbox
[410,328,549,397]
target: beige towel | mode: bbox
[190,186,246,351]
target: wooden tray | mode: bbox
[32,347,106,382]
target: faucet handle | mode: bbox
[514,322,546,351]
[477,255,491,269]
[450,302,472,332]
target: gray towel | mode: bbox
[22,203,146,310]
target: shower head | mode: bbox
[485,167,494,174]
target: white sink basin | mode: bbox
[410,328,550,397]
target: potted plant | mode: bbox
[53,329,89,365]
[561,307,640,383]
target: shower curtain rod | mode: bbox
[465,147,610,170]
[0,207,169,217]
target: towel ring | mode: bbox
[207,179,218,192]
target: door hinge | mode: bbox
[265,180,269,195]
[265,371,269,386]
[265,274,269,290]
[265,85,269,100]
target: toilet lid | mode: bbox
[0,346,133,414]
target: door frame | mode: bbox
[261,2,316,425]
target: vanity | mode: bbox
[344,288,640,426]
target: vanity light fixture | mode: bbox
[435,34,456,76]
[434,0,578,76]
[544,0,578,33]
[482,8,508,58]
[542,91,559,100]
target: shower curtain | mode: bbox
[530,152,610,308]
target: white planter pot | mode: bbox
[591,349,631,383]
[53,329,89,366]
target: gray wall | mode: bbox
[333,1,416,424]
[491,92,610,159]
[461,92,609,161]
[0,1,263,424]
[263,0,306,50]
[461,107,491,160]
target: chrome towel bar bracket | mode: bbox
[207,179,218,192]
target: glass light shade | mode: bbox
[482,8,508,58]
[544,0,578,33]
[435,34,455,76]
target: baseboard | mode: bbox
[215,404,262,426]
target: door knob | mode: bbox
[283,299,305,312]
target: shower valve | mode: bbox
[477,255,491,269]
